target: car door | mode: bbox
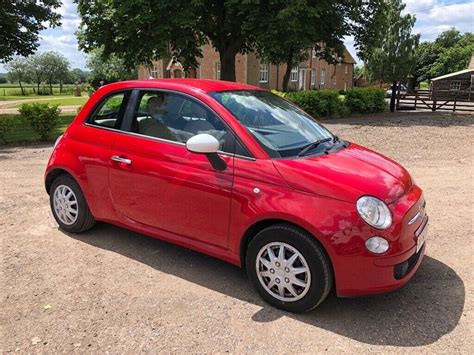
[108,89,235,248]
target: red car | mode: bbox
[45,79,428,312]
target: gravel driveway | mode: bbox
[1,112,472,353]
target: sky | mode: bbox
[1,0,473,72]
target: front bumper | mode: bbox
[334,186,428,297]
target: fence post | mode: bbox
[453,95,457,112]
[414,92,418,110]
[432,92,437,111]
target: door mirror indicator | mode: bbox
[186,134,227,171]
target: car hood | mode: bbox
[273,143,412,204]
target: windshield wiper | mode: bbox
[298,137,332,157]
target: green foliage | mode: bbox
[344,88,386,114]
[285,90,344,118]
[86,47,137,88]
[361,0,418,112]
[19,103,61,140]
[0,116,15,143]
[0,1,61,61]
[5,57,31,95]
[414,29,474,84]
[76,0,385,82]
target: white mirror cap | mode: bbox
[186,133,219,154]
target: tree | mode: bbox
[254,1,347,91]
[27,54,45,94]
[68,68,88,84]
[361,0,419,112]
[0,0,61,62]
[40,52,70,94]
[86,48,137,88]
[5,57,31,95]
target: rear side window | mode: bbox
[88,92,130,129]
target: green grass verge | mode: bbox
[0,93,85,101]
[9,96,88,108]
[1,114,75,144]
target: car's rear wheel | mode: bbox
[246,223,333,313]
[50,174,96,233]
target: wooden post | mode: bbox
[414,91,418,110]
[453,95,457,112]
[432,91,437,111]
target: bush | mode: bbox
[344,88,386,114]
[285,89,344,118]
[0,116,15,144]
[19,103,61,140]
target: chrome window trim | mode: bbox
[83,122,256,161]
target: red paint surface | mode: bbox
[45,79,426,297]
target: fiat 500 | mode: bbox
[45,79,428,312]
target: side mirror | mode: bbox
[186,134,227,171]
[186,133,219,154]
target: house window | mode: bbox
[333,75,336,86]
[320,69,326,86]
[345,65,349,75]
[312,48,317,59]
[311,69,316,86]
[215,63,221,80]
[450,80,461,91]
[150,64,160,78]
[344,81,347,91]
[290,66,298,82]
[259,63,269,83]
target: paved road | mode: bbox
[0,112,472,353]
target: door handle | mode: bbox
[111,155,132,165]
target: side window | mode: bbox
[132,90,236,153]
[89,92,129,129]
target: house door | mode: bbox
[298,70,306,90]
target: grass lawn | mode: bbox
[8,96,89,108]
[0,93,85,101]
[0,114,76,144]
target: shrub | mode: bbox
[285,89,344,118]
[19,103,61,140]
[0,116,15,144]
[344,88,386,114]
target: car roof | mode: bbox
[107,79,264,94]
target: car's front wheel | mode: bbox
[50,174,96,233]
[246,224,333,313]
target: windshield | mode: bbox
[209,90,334,158]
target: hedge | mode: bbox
[275,87,386,117]
[344,88,386,114]
[285,90,344,118]
[19,103,61,140]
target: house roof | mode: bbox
[468,54,474,69]
[431,68,474,81]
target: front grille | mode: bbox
[393,244,424,280]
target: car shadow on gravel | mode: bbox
[67,222,465,347]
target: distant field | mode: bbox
[9,96,88,108]
[0,114,75,144]
[0,83,76,97]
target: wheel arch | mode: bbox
[45,168,77,194]
[239,218,334,274]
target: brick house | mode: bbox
[137,44,356,91]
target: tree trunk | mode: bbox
[390,80,397,112]
[60,81,63,93]
[49,79,53,95]
[282,61,293,92]
[37,79,40,93]
[19,81,24,96]
[219,49,237,82]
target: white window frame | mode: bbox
[345,64,349,75]
[311,69,316,86]
[450,80,461,91]
[312,48,317,59]
[333,74,336,86]
[290,66,299,82]
[215,63,221,80]
[320,68,326,86]
[150,64,160,78]
[259,63,269,83]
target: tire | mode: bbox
[246,223,333,313]
[50,174,96,233]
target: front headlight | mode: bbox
[356,196,392,229]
